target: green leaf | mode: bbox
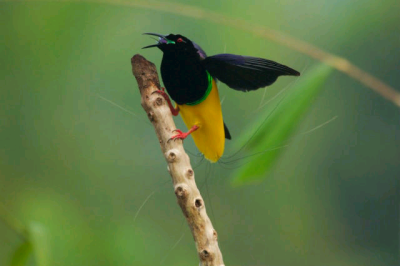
[231,64,333,186]
[10,240,33,266]
[29,222,50,266]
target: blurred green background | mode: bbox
[1,0,399,265]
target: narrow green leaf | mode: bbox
[10,240,33,266]
[29,222,50,266]
[231,64,333,186]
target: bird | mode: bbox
[143,33,300,162]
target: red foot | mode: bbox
[152,88,179,116]
[168,125,199,142]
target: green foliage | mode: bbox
[231,64,333,186]
[29,222,50,266]
[11,240,32,266]
[9,222,49,266]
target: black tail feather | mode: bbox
[224,122,231,140]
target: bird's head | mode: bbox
[142,33,197,55]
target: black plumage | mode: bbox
[160,48,209,105]
[202,54,300,91]
[143,32,300,100]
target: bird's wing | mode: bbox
[193,41,207,59]
[202,54,300,91]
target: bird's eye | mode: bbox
[177,38,183,43]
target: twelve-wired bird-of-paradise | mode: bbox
[143,33,300,163]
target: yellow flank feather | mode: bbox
[177,79,225,162]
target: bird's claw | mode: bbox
[172,129,183,134]
[151,89,179,116]
[167,130,186,143]
[151,87,166,95]
[167,126,199,143]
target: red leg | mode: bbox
[168,125,199,142]
[152,88,179,116]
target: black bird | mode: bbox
[143,33,299,162]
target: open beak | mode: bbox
[142,32,167,49]
[142,44,159,49]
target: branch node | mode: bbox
[194,198,203,208]
[174,184,189,199]
[186,168,194,178]
[213,229,218,240]
[200,249,212,260]
[165,149,179,163]
[154,96,163,107]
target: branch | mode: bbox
[131,54,225,266]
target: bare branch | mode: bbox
[131,54,225,266]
